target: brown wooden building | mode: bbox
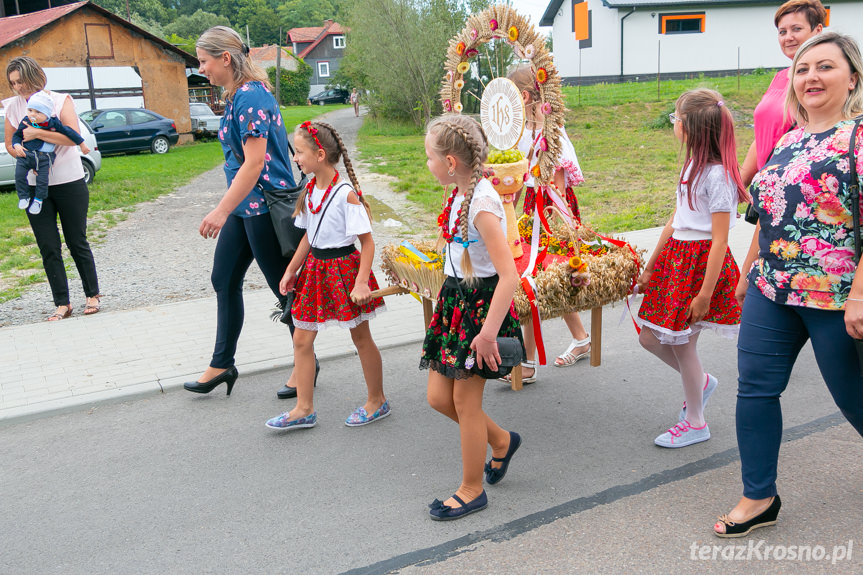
[0,1,201,142]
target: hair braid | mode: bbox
[317,121,372,221]
[446,121,484,279]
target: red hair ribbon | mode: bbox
[300,121,324,150]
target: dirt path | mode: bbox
[0,107,426,327]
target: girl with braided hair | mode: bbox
[420,114,525,520]
[266,120,388,431]
[506,64,591,381]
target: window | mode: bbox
[659,13,705,34]
[333,35,345,49]
[101,111,127,128]
[128,111,157,124]
[318,61,330,78]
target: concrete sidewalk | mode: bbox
[1,221,757,424]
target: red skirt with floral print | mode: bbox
[638,237,741,343]
[291,249,385,331]
[522,186,581,222]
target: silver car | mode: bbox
[189,102,221,137]
[0,108,102,186]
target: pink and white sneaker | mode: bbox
[654,420,710,448]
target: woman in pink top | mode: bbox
[740,0,825,186]
[4,57,101,320]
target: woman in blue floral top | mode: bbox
[183,26,296,397]
[715,32,863,538]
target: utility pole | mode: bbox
[275,27,282,107]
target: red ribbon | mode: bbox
[520,277,546,365]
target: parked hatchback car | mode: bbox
[80,108,178,154]
[189,102,221,137]
[0,108,101,186]
[309,89,350,105]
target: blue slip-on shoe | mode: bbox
[28,198,43,214]
[484,431,521,485]
[428,491,488,521]
[18,198,29,209]
[265,411,317,431]
[345,400,391,427]
[679,373,718,422]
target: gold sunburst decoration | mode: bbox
[440,4,566,185]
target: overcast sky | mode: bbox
[510,0,553,30]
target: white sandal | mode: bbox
[498,360,537,385]
[554,335,591,367]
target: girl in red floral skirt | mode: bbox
[507,64,591,382]
[637,89,749,448]
[420,114,524,520]
[265,121,388,431]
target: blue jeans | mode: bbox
[736,285,863,499]
[210,212,292,369]
[15,149,54,202]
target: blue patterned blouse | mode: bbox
[219,81,296,217]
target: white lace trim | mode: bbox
[292,307,386,332]
[468,194,505,227]
[637,318,739,345]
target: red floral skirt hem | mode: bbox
[291,250,385,331]
[637,237,740,345]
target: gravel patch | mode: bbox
[0,107,426,327]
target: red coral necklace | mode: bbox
[307,170,339,214]
[437,187,462,243]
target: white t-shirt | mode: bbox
[294,180,372,249]
[445,179,506,278]
[671,163,738,239]
[2,90,85,186]
[516,126,584,188]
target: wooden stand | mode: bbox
[368,286,604,391]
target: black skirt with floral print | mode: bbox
[419,275,524,380]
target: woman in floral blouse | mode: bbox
[183,26,296,397]
[714,32,863,537]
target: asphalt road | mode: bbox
[1,306,858,574]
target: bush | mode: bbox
[268,60,313,106]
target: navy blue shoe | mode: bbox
[484,431,521,485]
[428,491,488,521]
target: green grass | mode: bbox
[357,72,775,234]
[0,102,344,302]
[280,103,351,130]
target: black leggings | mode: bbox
[26,178,100,306]
[210,212,291,369]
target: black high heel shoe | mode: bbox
[277,358,320,399]
[714,495,781,538]
[184,366,239,396]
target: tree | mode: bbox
[235,0,281,45]
[93,0,170,23]
[277,0,338,30]
[268,60,314,106]
[164,10,232,39]
[343,0,488,126]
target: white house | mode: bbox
[540,0,863,83]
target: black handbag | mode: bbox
[228,137,308,258]
[447,256,525,379]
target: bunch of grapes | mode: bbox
[486,147,525,165]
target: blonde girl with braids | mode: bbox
[420,114,525,520]
[506,64,590,382]
[266,121,388,431]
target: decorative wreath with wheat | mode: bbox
[439,4,565,186]
[380,4,642,323]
